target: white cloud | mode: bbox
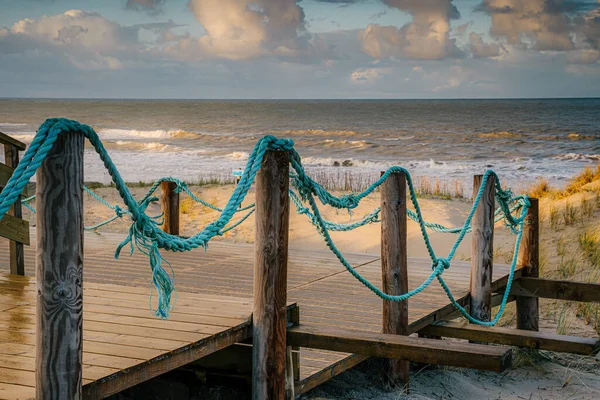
[359,0,461,60]
[9,10,138,51]
[469,32,504,58]
[174,0,311,60]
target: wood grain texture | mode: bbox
[419,321,599,355]
[161,181,179,235]
[253,150,290,400]
[35,131,84,400]
[0,214,29,245]
[380,171,409,389]
[516,198,539,331]
[469,174,495,324]
[5,144,25,276]
[0,163,14,188]
[0,131,27,151]
[288,325,512,372]
[510,277,600,303]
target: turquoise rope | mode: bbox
[0,118,529,325]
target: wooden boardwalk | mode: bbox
[0,232,514,397]
[0,272,264,400]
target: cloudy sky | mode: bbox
[1,0,599,98]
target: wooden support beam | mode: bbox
[419,321,599,356]
[0,131,27,151]
[288,325,512,372]
[253,150,290,400]
[509,277,600,303]
[36,130,84,399]
[4,144,25,276]
[470,174,495,324]
[0,213,29,245]
[161,181,179,235]
[380,170,409,389]
[0,163,14,188]
[516,198,539,331]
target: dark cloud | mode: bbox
[125,0,166,13]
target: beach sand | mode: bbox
[20,179,600,399]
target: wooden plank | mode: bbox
[0,213,29,245]
[0,132,26,151]
[288,325,512,372]
[294,354,368,395]
[82,321,252,400]
[161,181,179,235]
[0,382,36,400]
[36,130,84,400]
[509,277,600,303]
[253,149,290,400]
[4,144,26,275]
[516,198,539,331]
[470,174,495,323]
[0,163,14,188]
[419,321,600,355]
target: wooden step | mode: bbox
[287,324,512,372]
[419,321,600,355]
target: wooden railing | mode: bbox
[0,131,29,275]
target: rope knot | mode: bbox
[174,182,186,194]
[434,258,451,270]
[114,205,125,218]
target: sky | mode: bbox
[0,0,599,99]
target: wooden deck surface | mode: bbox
[0,270,260,400]
[0,232,514,397]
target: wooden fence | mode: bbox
[4,128,599,399]
[0,131,29,276]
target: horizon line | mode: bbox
[1,96,600,101]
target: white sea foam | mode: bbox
[554,153,600,161]
[0,123,28,127]
[226,151,250,160]
[99,128,174,140]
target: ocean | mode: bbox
[0,98,598,193]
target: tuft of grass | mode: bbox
[582,198,594,219]
[561,165,600,197]
[549,205,560,229]
[562,201,577,225]
[527,177,553,198]
[180,197,195,215]
[579,228,600,267]
[556,304,572,335]
[556,235,568,258]
[558,255,577,278]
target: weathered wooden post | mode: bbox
[253,150,290,400]
[36,131,85,399]
[516,198,539,331]
[161,181,180,235]
[469,174,495,324]
[380,171,409,389]
[4,143,25,275]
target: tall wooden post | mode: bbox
[36,131,84,399]
[4,144,25,275]
[516,198,539,331]
[253,150,290,400]
[380,171,409,389]
[161,181,179,235]
[469,174,495,323]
